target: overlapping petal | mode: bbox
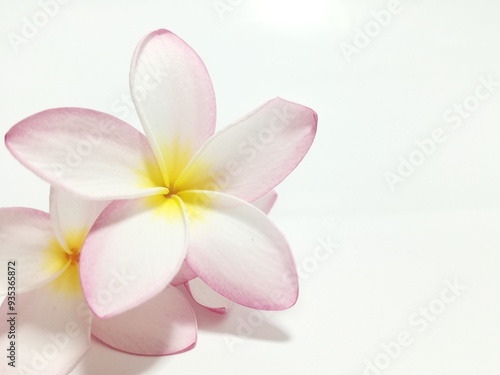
[91,285,196,355]
[80,196,188,318]
[50,188,111,253]
[171,262,197,286]
[251,190,278,214]
[131,29,216,182]
[0,208,68,294]
[179,190,299,310]
[185,278,232,314]
[5,108,167,200]
[175,98,317,202]
[0,282,91,375]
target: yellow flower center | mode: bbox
[140,143,214,203]
[45,233,85,296]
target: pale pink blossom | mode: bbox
[0,188,196,375]
[6,29,317,318]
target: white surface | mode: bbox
[1,1,499,374]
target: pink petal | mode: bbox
[185,278,232,314]
[179,190,299,310]
[175,98,317,202]
[91,285,197,355]
[251,190,278,214]
[130,29,216,183]
[0,282,91,375]
[50,188,110,253]
[171,262,197,286]
[80,196,187,318]
[175,190,277,310]
[5,108,167,200]
[0,208,68,293]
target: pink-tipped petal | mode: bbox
[0,282,91,375]
[130,29,216,182]
[185,278,232,314]
[0,208,67,294]
[179,190,299,310]
[171,262,197,286]
[5,108,167,200]
[251,190,278,214]
[91,285,197,355]
[50,187,110,253]
[176,190,277,309]
[175,98,317,202]
[80,196,187,318]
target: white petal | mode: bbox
[80,196,188,318]
[130,29,216,183]
[50,188,110,253]
[175,98,317,202]
[180,191,299,310]
[6,108,167,200]
[0,208,68,294]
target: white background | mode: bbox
[1,0,500,374]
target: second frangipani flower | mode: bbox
[0,189,196,374]
[6,29,318,318]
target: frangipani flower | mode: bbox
[0,189,196,375]
[6,29,318,319]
